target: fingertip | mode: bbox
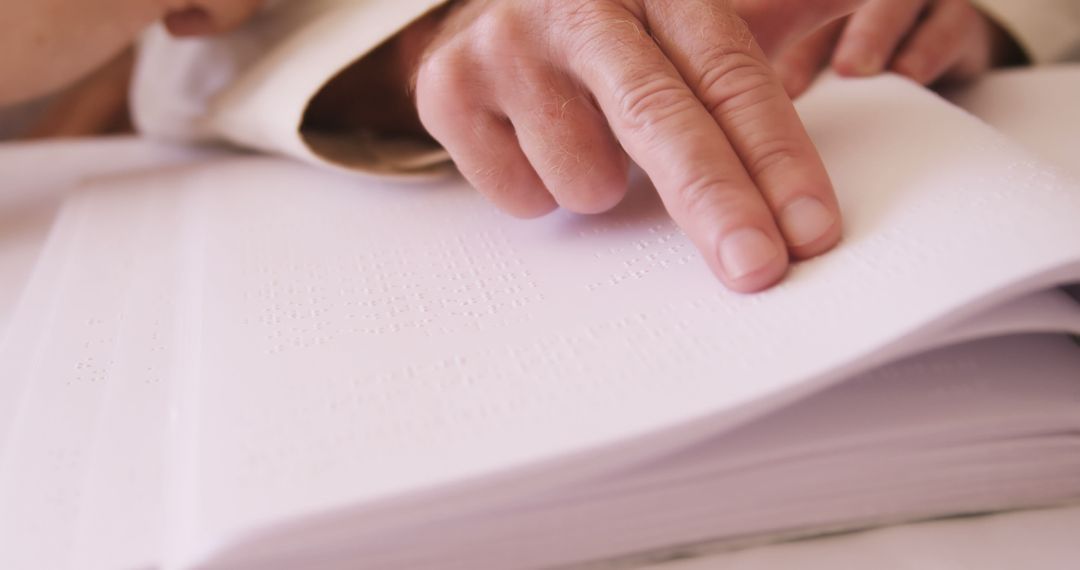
[776,195,843,258]
[788,217,843,260]
[825,55,868,77]
[500,193,560,219]
[558,184,628,215]
[832,39,883,77]
[164,8,214,37]
[555,165,630,214]
[714,227,790,293]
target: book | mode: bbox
[0,74,1078,570]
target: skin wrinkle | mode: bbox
[646,0,764,114]
[701,59,782,121]
[613,78,699,139]
[741,132,805,183]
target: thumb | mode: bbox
[736,0,865,57]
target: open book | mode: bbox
[0,75,1078,570]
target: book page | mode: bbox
[0,171,201,569]
[0,138,214,332]
[296,333,1080,570]
[164,75,1080,566]
[947,66,1080,178]
[65,183,195,570]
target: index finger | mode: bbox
[555,4,791,292]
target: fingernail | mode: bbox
[718,228,782,281]
[778,197,836,247]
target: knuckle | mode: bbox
[613,75,696,136]
[556,1,648,63]
[696,51,780,118]
[416,48,466,94]
[555,0,625,35]
[415,50,471,128]
[674,173,747,222]
[468,5,527,58]
[744,138,803,178]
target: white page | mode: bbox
[316,334,1080,570]
[947,65,1080,178]
[0,175,207,569]
[0,137,215,206]
[0,190,136,568]
[0,198,58,331]
[164,75,1080,566]
[65,182,197,570]
[915,288,1080,352]
[605,63,1080,570]
[0,138,219,439]
[0,199,88,455]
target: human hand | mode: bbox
[20,48,134,140]
[775,0,1026,98]
[411,0,863,292]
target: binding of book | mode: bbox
[0,75,1078,570]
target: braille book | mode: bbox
[0,75,1078,570]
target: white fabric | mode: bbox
[975,0,1080,63]
[132,0,448,174]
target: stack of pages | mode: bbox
[0,75,1078,570]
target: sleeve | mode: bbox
[973,0,1080,64]
[131,0,452,178]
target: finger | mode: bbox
[558,4,791,291]
[774,19,845,99]
[647,0,843,259]
[498,66,629,214]
[165,0,263,36]
[891,0,971,85]
[735,0,867,58]
[416,54,557,218]
[832,0,928,76]
[22,48,134,139]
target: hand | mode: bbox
[21,48,134,140]
[409,0,862,292]
[775,0,1026,98]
